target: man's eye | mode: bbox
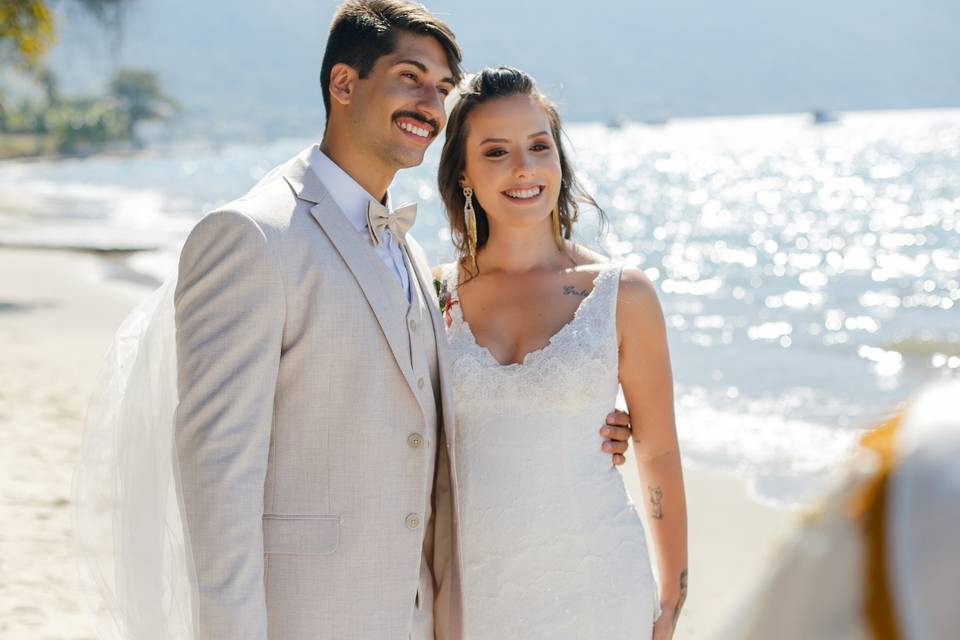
[439,87,451,97]
[401,72,418,81]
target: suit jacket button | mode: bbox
[417,377,425,389]
[409,318,417,331]
[408,433,424,448]
[405,513,421,529]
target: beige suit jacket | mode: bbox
[173,147,464,639]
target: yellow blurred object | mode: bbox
[851,415,902,640]
[0,0,55,67]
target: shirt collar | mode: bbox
[307,145,391,233]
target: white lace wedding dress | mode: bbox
[440,262,659,639]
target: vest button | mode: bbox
[409,318,417,331]
[405,513,421,529]
[417,377,425,389]
[407,433,424,448]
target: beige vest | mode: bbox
[398,249,442,640]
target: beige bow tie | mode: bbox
[366,200,417,247]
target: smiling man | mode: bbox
[171,2,631,639]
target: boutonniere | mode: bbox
[433,278,460,328]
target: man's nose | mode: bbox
[416,87,446,130]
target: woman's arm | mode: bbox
[617,267,688,635]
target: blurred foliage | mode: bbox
[109,68,177,138]
[0,66,175,156]
[1,0,127,68]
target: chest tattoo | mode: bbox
[563,285,590,297]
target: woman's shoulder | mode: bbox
[568,243,657,296]
[615,266,664,333]
[568,242,611,269]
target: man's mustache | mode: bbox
[393,111,441,137]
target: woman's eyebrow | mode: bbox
[479,131,550,145]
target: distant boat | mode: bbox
[607,114,669,129]
[607,115,629,129]
[811,109,839,125]
[640,115,669,126]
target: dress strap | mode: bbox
[580,262,625,334]
[605,262,625,317]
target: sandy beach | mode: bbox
[0,246,795,639]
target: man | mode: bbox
[173,2,633,638]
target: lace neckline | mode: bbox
[445,262,619,370]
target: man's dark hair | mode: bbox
[320,0,463,120]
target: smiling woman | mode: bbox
[438,67,602,266]
[433,66,688,639]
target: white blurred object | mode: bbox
[719,380,960,640]
[889,382,960,640]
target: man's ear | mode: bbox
[328,63,358,107]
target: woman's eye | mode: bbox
[484,149,507,158]
[532,143,550,151]
[439,87,450,97]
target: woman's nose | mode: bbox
[513,151,535,179]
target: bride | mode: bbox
[432,67,688,639]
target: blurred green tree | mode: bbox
[37,64,59,104]
[108,68,177,143]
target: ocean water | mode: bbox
[3,109,958,508]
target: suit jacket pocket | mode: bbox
[262,514,340,555]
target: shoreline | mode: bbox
[0,246,795,638]
[1,106,957,167]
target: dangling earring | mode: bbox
[551,208,565,251]
[463,186,479,273]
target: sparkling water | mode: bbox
[3,109,957,507]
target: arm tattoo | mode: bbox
[648,485,664,519]
[673,569,688,627]
[563,285,589,297]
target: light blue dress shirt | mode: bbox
[308,145,411,301]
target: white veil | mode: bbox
[72,272,197,640]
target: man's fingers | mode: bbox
[602,439,629,455]
[605,409,630,427]
[601,412,632,466]
[600,424,632,443]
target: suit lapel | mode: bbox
[283,150,420,403]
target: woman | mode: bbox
[432,67,688,639]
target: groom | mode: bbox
[173,1,633,639]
